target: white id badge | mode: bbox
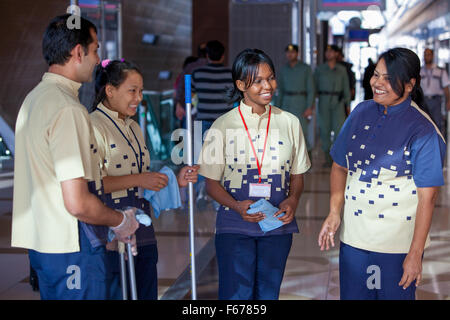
[249,183,271,198]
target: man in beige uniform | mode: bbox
[11,14,138,300]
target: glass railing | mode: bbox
[139,90,176,164]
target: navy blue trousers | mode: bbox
[28,228,112,300]
[215,233,292,300]
[107,244,158,300]
[339,242,416,300]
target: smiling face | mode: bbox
[238,62,277,110]
[370,58,413,108]
[105,70,144,119]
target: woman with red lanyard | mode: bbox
[198,48,311,299]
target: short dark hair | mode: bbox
[93,59,143,110]
[327,44,340,53]
[228,48,276,104]
[285,44,298,52]
[206,40,225,61]
[42,14,97,66]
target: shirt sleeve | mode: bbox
[198,120,225,181]
[410,130,446,187]
[49,106,97,182]
[289,115,311,175]
[441,68,450,88]
[330,106,357,167]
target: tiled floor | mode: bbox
[0,145,449,300]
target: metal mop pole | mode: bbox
[185,74,197,300]
[118,242,128,300]
[127,240,138,300]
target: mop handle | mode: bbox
[126,238,138,300]
[118,241,128,300]
[185,74,197,300]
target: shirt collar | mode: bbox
[96,102,134,127]
[42,72,82,97]
[376,96,412,115]
[239,100,271,118]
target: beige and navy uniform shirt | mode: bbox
[198,101,311,236]
[12,73,105,254]
[90,103,156,246]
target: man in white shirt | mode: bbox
[12,14,138,300]
[420,48,450,134]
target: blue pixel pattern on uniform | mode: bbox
[79,177,109,249]
[102,185,156,247]
[331,98,446,188]
[217,166,298,237]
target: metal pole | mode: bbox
[127,242,138,300]
[118,242,128,300]
[100,0,106,60]
[185,74,197,300]
[117,2,123,59]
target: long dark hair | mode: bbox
[228,48,276,105]
[92,59,143,110]
[378,47,432,119]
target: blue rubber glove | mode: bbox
[247,199,285,233]
[108,207,152,242]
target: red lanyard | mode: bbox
[238,105,272,183]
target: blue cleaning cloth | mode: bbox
[108,208,152,242]
[143,166,181,218]
[247,199,285,233]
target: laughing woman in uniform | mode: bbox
[318,48,446,300]
[91,59,198,299]
[198,48,311,300]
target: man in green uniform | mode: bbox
[275,44,315,155]
[314,44,350,167]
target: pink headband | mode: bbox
[101,58,125,68]
[101,59,111,68]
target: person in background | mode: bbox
[191,40,234,134]
[11,14,139,300]
[275,44,315,159]
[363,58,376,100]
[314,44,350,167]
[420,48,450,135]
[199,48,310,300]
[175,42,208,124]
[191,40,234,203]
[336,47,356,117]
[173,55,198,127]
[318,47,446,300]
[91,59,199,299]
